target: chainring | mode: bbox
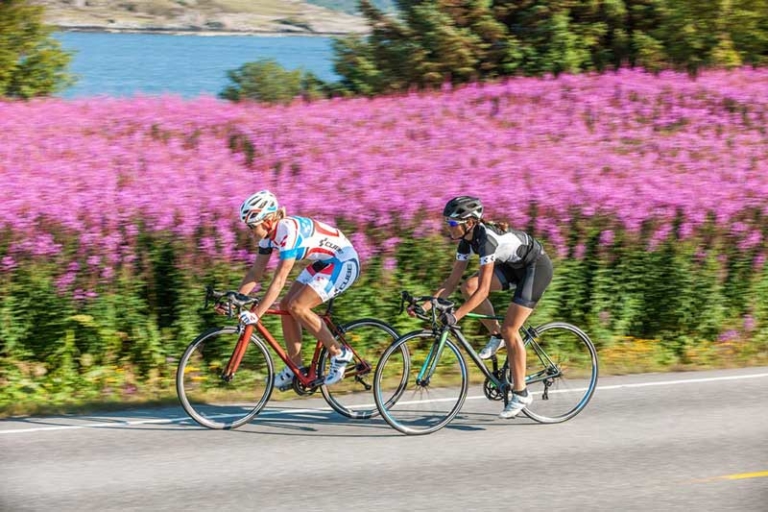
[292,376,319,396]
[483,376,505,401]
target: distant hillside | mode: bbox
[306,1,397,15]
[32,0,390,35]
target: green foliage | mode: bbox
[0,0,75,99]
[218,58,330,104]
[334,0,768,94]
[2,220,767,414]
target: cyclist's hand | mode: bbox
[440,311,458,326]
[406,304,425,317]
[214,303,230,316]
[239,311,260,325]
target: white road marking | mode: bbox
[1,372,766,435]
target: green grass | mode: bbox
[2,337,765,418]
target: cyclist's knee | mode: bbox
[500,327,524,346]
[279,295,292,311]
[283,300,310,318]
[461,278,478,296]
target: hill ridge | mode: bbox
[34,0,373,36]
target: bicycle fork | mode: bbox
[416,330,450,386]
[221,325,254,382]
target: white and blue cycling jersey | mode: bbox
[258,216,359,301]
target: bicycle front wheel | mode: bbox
[319,319,400,419]
[521,322,598,424]
[176,327,274,429]
[374,331,468,435]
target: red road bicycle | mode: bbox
[176,287,400,429]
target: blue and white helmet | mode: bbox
[240,190,279,226]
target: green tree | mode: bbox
[335,0,768,94]
[219,58,330,104]
[0,0,75,99]
[334,0,507,93]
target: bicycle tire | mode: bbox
[176,326,275,430]
[519,322,598,424]
[319,318,402,419]
[374,330,468,435]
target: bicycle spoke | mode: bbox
[320,319,400,420]
[374,331,468,435]
[177,327,274,429]
[521,322,598,424]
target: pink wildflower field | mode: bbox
[1,67,767,285]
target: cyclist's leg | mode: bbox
[503,254,554,391]
[502,303,534,391]
[460,269,505,334]
[279,281,306,366]
[290,257,359,357]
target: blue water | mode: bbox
[55,32,338,98]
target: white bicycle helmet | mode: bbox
[240,190,279,226]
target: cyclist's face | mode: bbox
[445,218,472,240]
[248,221,269,239]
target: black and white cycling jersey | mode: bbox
[456,222,542,269]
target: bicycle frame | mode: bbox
[222,303,369,389]
[421,312,562,393]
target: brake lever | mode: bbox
[399,291,411,314]
[205,285,216,308]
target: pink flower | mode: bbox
[1,256,17,272]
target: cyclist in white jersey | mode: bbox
[219,190,360,388]
[411,196,553,419]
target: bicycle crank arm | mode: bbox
[354,375,372,391]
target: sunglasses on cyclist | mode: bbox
[445,218,467,227]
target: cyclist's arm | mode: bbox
[454,261,494,320]
[425,259,468,310]
[252,257,296,318]
[238,252,271,295]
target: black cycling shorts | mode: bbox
[493,252,553,309]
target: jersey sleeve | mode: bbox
[273,218,300,260]
[257,238,273,255]
[456,239,471,261]
[477,229,498,266]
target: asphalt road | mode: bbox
[2,367,767,511]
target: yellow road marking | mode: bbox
[721,471,768,481]
[693,471,768,483]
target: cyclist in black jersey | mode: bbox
[413,196,554,419]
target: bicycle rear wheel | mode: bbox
[319,319,401,419]
[176,327,274,429]
[374,331,468,435]
[521,322,598,424]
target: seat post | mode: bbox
[324,297,335,316]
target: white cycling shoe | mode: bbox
[479,335,505,359]
[324,347,353,385]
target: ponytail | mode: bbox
[481,219,509,231]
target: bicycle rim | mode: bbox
[374,331,468,435]
[176,327,274,429]
[319,319,401,419]
[521,322,598,424]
